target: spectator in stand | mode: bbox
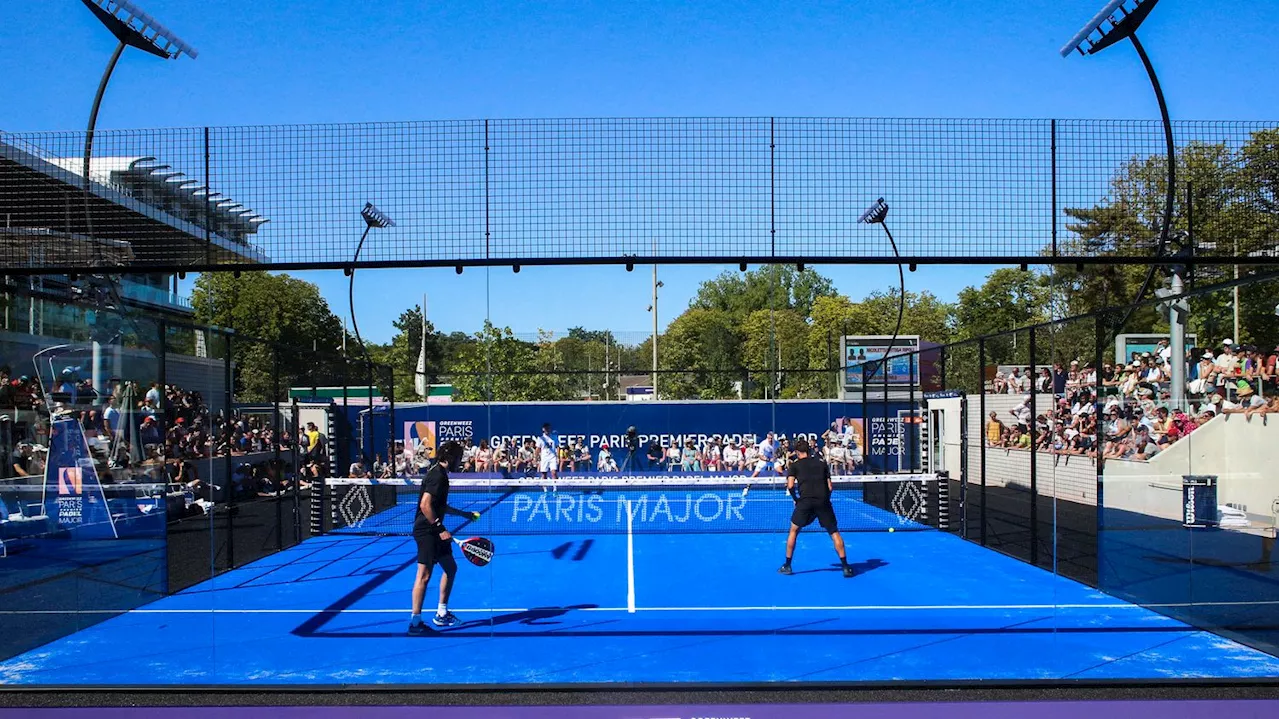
[1036,368,1052,394]
[986,411,1005,447]
[645,440,663,471]
[474,440,492,472]
[680,440,699,472]
[742,441,760,473]
[665,443,681,472]
[704,438,723,471]
[557,440,572,474]
[991,371,1006,395]
[597,442,618,473]
[573,440,592,472]
[1224,380,1268,416]
[722,440,744,472]
[1052,363,1069,395]
[516,439,535,475]
[461,439,477,472]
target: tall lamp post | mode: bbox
[1061,0,1184,403]
[80,0,198,228]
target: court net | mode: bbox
[313,474,949,536]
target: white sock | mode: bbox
[436,602,448,617]
[410,612,422,623]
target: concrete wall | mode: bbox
[966,393,1096,503]
[963,392,1279,531]
[1103,412,1279,527]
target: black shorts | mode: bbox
[791,497,839,534]
[413,531,455,569]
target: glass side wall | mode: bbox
[0,273,1275,685]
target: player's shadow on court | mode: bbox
[790,559,887,577]
[453,604,600,631]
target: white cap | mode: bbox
[1223,338,1234,345]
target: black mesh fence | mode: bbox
[1,119,1274,273]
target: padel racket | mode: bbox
[453,536,495,567]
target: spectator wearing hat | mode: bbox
[597,442,618,473]
[1224,380,1267,416]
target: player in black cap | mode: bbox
[408,440,478,634]
[779,438,853,578]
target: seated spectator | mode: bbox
[475,440,492,472]
[557,441,572,474]
[665,443,681,472]
[704,438,722,471]
[573,441,592,472]
[646,440,664,471]
[680,440,699,472]
[597,443,618,473]
[722,441,744,472]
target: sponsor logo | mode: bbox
[510,491,748,526]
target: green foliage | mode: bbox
[691,265,836,323]
[190,271,346,401]
[657,308,741,400]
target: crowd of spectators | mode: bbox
[985,339,1277,462]
[1,364,321,517]
[374,424,867,480]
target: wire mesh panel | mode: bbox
[2,119,1274,273]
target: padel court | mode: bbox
[1,478,1276,685]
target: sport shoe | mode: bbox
[778,564,792,575]
[431,611,459,627]
[407,618,429,635]
[842,565,855,578]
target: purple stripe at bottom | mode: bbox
[2,701,1277,719]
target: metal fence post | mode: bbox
[978,337,987,546]
[1028,328,1038,567]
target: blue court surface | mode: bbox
[1,485,1276,685]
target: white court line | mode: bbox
[625,497,636,614]
[1,601,1274,615]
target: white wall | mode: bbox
[960,392,1279,532]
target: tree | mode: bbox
[657,309,741,400]
[190,272,345,401]
[845,288,953,343]
[741,309,809,398]
[691,265,837,322]
[448,322,566,402]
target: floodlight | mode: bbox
[856,197,906,377]
[80,0,198,60]
[361,202,396,229]
[349,203,397,365]
[1060,0,1158,58]
[1060,0,1177,383]
[859,198,889,225]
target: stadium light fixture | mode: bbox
[859,198,905,378]
[1059,0,1157,58]
[349,203,396,364]
[79,0,197,265]
[1061,0,1178,396]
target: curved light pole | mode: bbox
[858,198,906,378]
[79,1,198,257]
[1061,0,1182,400]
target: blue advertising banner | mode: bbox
[350,400,920,474]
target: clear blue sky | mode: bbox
[1,1,1276,343]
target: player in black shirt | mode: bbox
[779,439,853,578]
[408,441,478,634]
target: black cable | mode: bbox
[1113,32,1176,334]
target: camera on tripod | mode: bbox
[625,426,640,452]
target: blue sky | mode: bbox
[1,1,1276,343]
